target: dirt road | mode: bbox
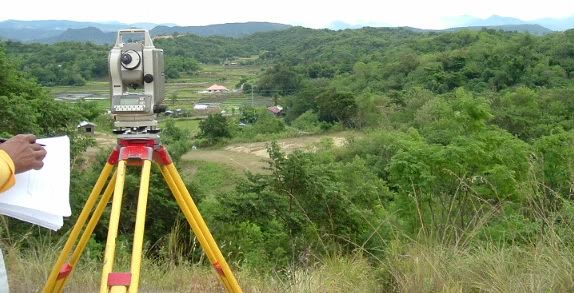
[180,133,351,174]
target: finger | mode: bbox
[35,149,47,160]
[32,161,44,170]
[31,144,44,151]
[19,134,37,143]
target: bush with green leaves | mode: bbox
[291,110,325,133]
[200,142,393,269]
[197,113,231,145]
[533,130,574,199]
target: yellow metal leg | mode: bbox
[43,162,114,293]
[162,164,243,293]
[110,287,127,293]
[100,160,128,293]
[159,166,232,292]
[128,160,152,292]
[53,172,118,293]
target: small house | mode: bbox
[77,121,96,135]
[207,84,229,93]
[267,105,284,116]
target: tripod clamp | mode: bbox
[108,134,171,166]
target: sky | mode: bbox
[2,0,574,29]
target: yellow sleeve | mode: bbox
[0,150,16,193]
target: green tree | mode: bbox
[315,89,357,127]
[256,64,301,96]
[198,114,231,144]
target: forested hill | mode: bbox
[151,22,291,38]
[444,24,553,35]
[2,26,574,94]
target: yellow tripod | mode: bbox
[42,135,243,293]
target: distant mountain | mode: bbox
[0,19,154,34]
[446,24,553,35]
[463,15,526,26]
[38,27,116,44]
[382,24,552,36]
[0,27,61,42]
[0,16,571,44]
[150,22,291,38]
[534,16,574,31]
[331,15,574,32]
[328,20,393,30]
[0,19,158,43]
[0,20,291,43]
[329,21,364,30]
[452,15,574,31]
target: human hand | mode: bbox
[0,134,47,174]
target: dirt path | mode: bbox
[180,132,352,174]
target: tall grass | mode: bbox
[5,223,574,292]
[386,235,574,293]
[3,162,574,292]
[2,233,381,292]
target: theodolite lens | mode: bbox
[121,53,132,65]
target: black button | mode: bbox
[144,74,154,83]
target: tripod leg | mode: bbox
[43,162,115,293]
[159,166,231,291]
[100,160,128,293]
[161,164,243,293]
[128,160,152,292]
[53,172,118,293]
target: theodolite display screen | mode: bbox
[120,97,143,105]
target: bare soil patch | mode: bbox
[181,132,352,174]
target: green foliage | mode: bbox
[2,41,107,86]
[291,110,324,133]
[161,119,192,161]
[238,105,257,124]
[256,64,301,96]
[202,142,392,269]
[251,112,285,134]
[413,89,492,144]
[198,113,231,145]
[165,55,200,78]
[284,78,329,122]
[230,108,288,140]
[315,89,358,127]
[0,46,86,137]
[533,130,574,197]
[491,87,574,140]
[340,120,532,243]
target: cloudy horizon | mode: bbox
[2,0,574,30]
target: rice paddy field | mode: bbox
[48,63,273,115]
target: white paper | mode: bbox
[0,136,71,230]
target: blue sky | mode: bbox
[2,0,573,29]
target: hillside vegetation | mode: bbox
[0,27,574,292]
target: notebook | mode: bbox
[0,136,71,231]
